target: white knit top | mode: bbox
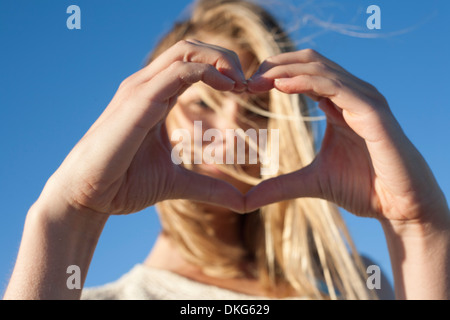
[81,264,300,300]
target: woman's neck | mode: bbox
[144,209,245,274]
[143,233,273,297]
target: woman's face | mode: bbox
[165,36,268,195]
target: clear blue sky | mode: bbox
[1,0,449,296]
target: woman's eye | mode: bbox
[194,100,210,109]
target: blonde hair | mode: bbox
[148,0,375,300]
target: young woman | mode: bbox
[4,0,449,300]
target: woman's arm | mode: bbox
[246,48,450,299]
[381,211,450,299]
[4,40,247,299]
[3,190,107,299]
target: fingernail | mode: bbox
[249,74,261,82]
[274,78,288,85]
[224,76,236,85]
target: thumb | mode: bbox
[245,162,321,212]
[173,167,246,213]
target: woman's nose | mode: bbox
[216,98,241,130]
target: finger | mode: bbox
[108,61,236,148]
[73,62,237,188]
[274,74,338,98]
[249,50,380,106]
[245,163,320,212]
[141,61,236,104]
[248,62,336,93]
[273,75,375,116]
[132,39,247,91]
[110,61,236,136]
[92,40,248,133]
[174,167,246,213]
[251,49,344,79]
[187,39,248,93]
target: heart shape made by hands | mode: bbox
[53,41,426,224]
[167,77,374,217]
[160,48,416,222]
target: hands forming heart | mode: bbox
[48,39,448,231]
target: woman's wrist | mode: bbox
[379,200,449,238]
[4,189,109,299]
[379,206,450,299]
[30,190,110,236]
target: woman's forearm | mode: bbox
[381,209,450,300]
[3,194,108,300]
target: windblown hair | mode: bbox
[147,0,375,300]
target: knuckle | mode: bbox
[203,63,215,73]
[170,60,187,70]
[312,61,328,74]
[302,48,319,60]
[217,50,235,64]
[174,40,195,61]
[118,76,133,90]
[258,58,273,72]
[373,89,388,105]
[331,78,344,94]
[258,56,278,72]
[117,77,139,101]
[175,39,191,49]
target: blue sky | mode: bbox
[1,0,449,296]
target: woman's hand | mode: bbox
[245,49,450,300]
[4,40,252,300]
[44,39,248,216]
[246,49,448,227]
